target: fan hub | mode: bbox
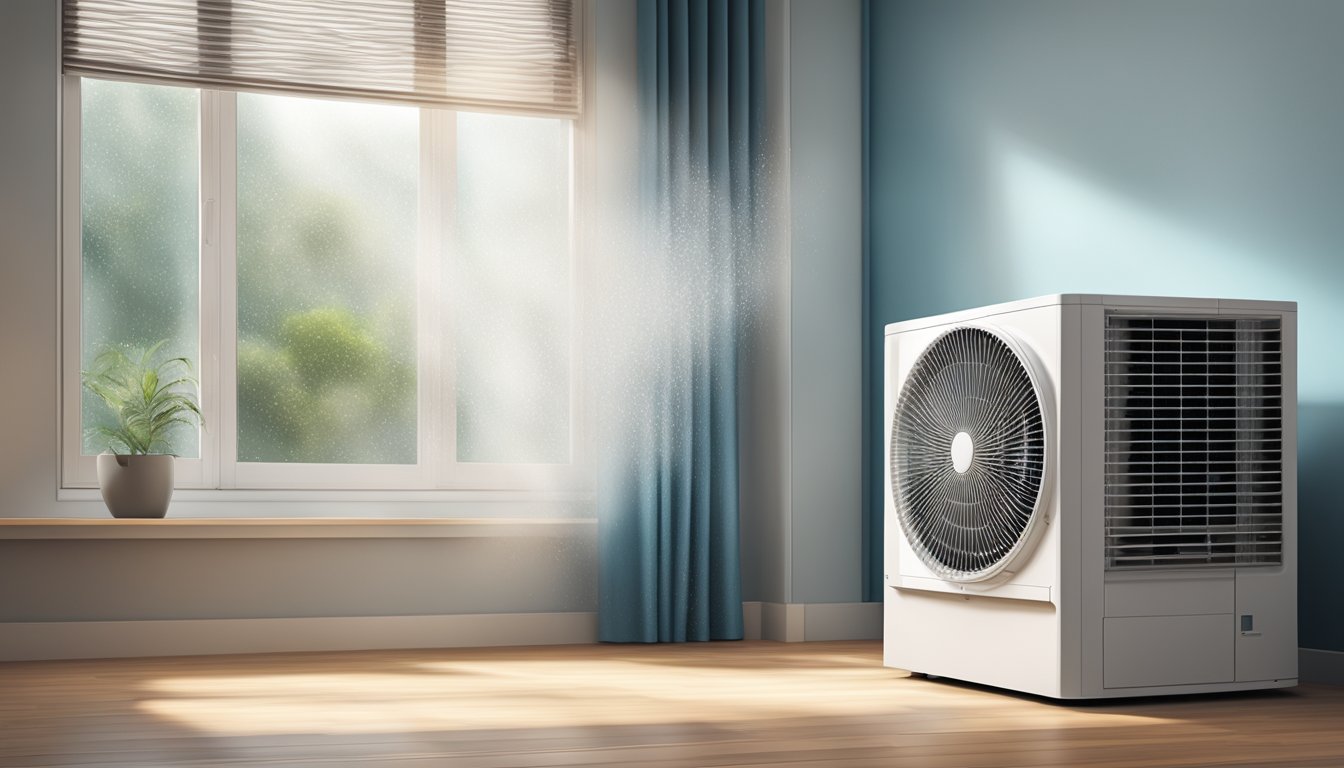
[950,431,974,473]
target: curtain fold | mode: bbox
[598,0,763,644]
[62,0,580,117]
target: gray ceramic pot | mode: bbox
[96,454,175,519]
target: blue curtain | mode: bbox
[597,0,764,643]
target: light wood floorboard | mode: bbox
[2,640,1341,767]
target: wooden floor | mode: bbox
[3,640,1343,767]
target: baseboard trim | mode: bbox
[743,601,882,642]
[0,612,598,661]
[761,601,806,642]
[4,601,886,661]
[742,600,763,640]
[1301,648,1344,686]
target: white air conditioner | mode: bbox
[883,294,1297,699]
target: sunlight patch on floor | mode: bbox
[138,654,1166,736]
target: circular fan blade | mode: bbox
[890,326,1048,582]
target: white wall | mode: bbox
[0,0,61,515]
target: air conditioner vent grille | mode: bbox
[1104,315,1283,570]
[890,326,1048,582]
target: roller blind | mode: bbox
[62,0,580,117]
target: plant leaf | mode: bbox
[81,339,202,455]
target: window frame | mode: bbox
[60,76,588,494]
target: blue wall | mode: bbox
[867,0,1344,652]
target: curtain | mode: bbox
[62,0,579,117]
[598,0,764,643]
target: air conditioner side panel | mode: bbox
[1070,303,1107,698]
[1056,303,1092,698]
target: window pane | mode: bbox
[453,113,571,464]
[80,79,200,458]
[236,93,418,464]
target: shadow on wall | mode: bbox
[867,0,1344,649]
[1298,402,1344,652]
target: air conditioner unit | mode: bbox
[883,294,1297,699]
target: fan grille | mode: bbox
[890,327,1048,581]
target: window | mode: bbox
[62,77,580,492]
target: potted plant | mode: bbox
[81,340,203,518]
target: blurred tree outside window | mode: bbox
[236,93,419,464]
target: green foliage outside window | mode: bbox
[235,91,419,464]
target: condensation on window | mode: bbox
[453,112,572,465]
[81,78,201,457]
[236,92,418,465]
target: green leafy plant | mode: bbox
[81,340,203,455]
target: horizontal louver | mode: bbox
[1104,315,1283,570]
[62,0,580,118]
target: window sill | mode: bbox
[0,517,597,540]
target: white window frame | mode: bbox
[61,78,589,494]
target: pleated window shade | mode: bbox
[62,0,580,117]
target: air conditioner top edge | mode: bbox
[884,294,1296,336]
